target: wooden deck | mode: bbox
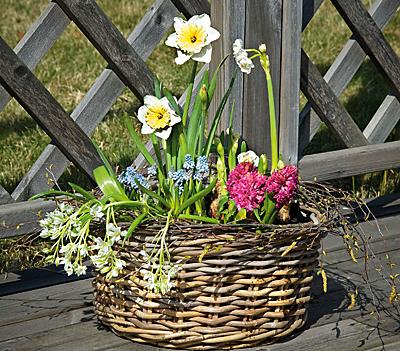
[1,213,400,351]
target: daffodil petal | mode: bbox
[175,50,192,65]
[192,44,212,63]
[141,122,154,135]
[205,27,220,45]
[189,14,210,29]
[170,113,182,126]
[173,17,186,33]
[144,95,159,106]
[137,106,147,124]
[165,32,179,48]
[155,127,172,140]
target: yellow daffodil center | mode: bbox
[145,105,171,130]
[178,24,206,53]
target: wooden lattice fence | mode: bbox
[0,0,399,239]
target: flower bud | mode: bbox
[199,84,208,106]
[258,43,267,53]
[217,141,225,159]
[260,154,268,174]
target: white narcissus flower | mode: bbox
[237,150,259,167]
[232,38,254,74]
[137,95,181,140]
[165,14,220,65]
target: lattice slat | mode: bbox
[0,37,103,179]
[363,95,400,144]
[0,186,13,205]
[11,0,210,201]
[300,49,369,148]
[299,140,400,180]
[12,0,180,201]
[299,0,399,155]
[55,0,155,99]
[0,3,69,111]
[331,0,400,100]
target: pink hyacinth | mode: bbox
[265,165,299,208]
[226,162,268,211]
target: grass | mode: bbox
[0,1,399,195]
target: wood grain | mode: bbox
[54,0,154,99]
[299,0,399,155]
[0,3,69,111]
[0,199,56,239]
[0,186,13,205]
[363,94,400,143]
[209,0,246,136]
[300,50,369,148]
[12,0,179,201]
[170,0,210,17]
[299,140,400,180]
[302,0,324,30]
[0,37,103,180]
[331,0,400,100]
[243,0,282,156]
[279,0,302,165]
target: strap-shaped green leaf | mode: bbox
[177,178,217,214]
[93,165,129,202]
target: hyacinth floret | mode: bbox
[183,154,195,180]
[226,162,268,211]
[118,166,149,192]
[265,165,299,208]
[147,165,157,177]
[194,156,209,181]
[168,168,186,194]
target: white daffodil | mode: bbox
[137,95,181,140]
[237,150,259,167]
[232,38,254,74]
[165,14,220,65]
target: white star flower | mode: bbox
[165,14,220,65]
[137,95,181,140]
[232,38,254,74]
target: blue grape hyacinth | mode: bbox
[194,155,209,181]
[118,166,149,192]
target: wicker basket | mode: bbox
[93,207,327,349]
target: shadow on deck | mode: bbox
[1,213,400,351]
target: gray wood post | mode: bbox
[210,0,302,165]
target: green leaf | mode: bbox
[93,165,129,202]
[29,190,86,202]
[187,70,209,154]
[68,182,95,200]
[162,86,181,115]
[182,61,198,126]
[124,115,156,166]
[93,141,114,177]
[208,54,229,106]
[235,208,247,221]
[135,180,170,209]
[177,178,217,214]
[123,211,148,243]
[203,74,236,157]
[178,214,218,224]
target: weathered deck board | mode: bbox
[0,214,399,351]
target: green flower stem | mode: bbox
[162,139,172,173]
[259,53,278,172]
[151,134,165,176]
[182,61,197,126]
